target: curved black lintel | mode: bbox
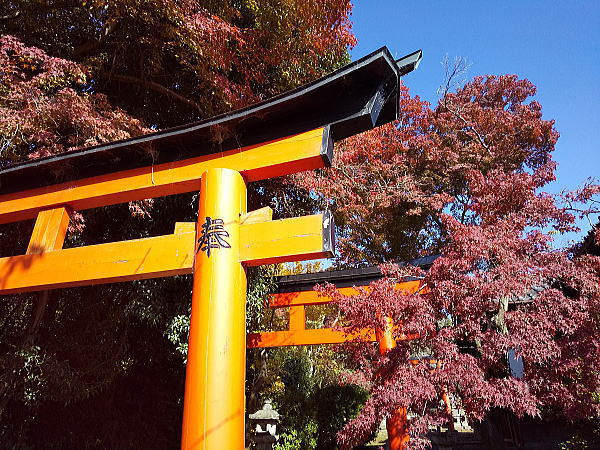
[274,255,439,293]
[0,47,422,194]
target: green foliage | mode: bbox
[166,314,190,361]
[246,265,280,331]
[559,419,600,450]
[265,347,368,449]
[274,428,305,450]
[560,434,590,450]
[15,345,45,404]
[0,195,197,447]
[314,384,370,449]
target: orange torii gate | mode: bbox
[247,258,439,448]
[0,48,422,449]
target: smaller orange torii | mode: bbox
[245,258,440,447]
[247,278,424,348]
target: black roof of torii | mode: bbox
[274,255,438,293]
[272,255,549,307]
[0,48,422,194]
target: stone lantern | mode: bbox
[249,400,280,450]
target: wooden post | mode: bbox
[27,206,72,255]
[289,305,306,331]
[376,316,409,450]
[25,206,72,338]
[181,168,247,450]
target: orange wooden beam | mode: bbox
[27,207,72,254]
[240,213,333,266]
[289,305,306,331]
[247,327,377,348]
[270,287,361,308]
[240,206,273,225]
[23,207,73,335]
[0,213,332,295]
[269,279,423,308]
[0,229,196,295]
[0,128,330,225]
[247,328,420,348]
[247,279,424,349]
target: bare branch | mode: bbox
[437,56,491,155]
[0,10,20,21]
[437,55,470,99]
[105,73,203,114]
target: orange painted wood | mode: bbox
[376,316,410,450]
[0,214,331,295]
[247,328,421,348]
[376,316,397,355]
[0,128,328,225]
[289,305,306,331]
[27,207,71,254]
[247,327,377,348]
[182,168,247,450]
[248,280,422,349]
[270,287,360,308]
[441,389,454,431]
[173,222,195,234]
[387,408,410,450]
[168,213,331,266]
[0,230,196,295]
[269,279,423,308]
[240,214,332,266]
[240,206,273,225]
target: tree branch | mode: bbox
[0,11,19,20]
[443,98,491,155]
[438,55,491,155]
[106,73,203,113]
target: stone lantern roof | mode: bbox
[249,400,280,421]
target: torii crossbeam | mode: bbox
[0,48,422,449]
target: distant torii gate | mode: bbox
[248,258,442,449]
[0,48,422,449]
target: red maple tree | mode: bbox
[1,1,355,127]
[299,73,600,448]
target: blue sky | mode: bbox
[349,1,599,244]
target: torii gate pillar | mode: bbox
[377,317,410,449]
[181,168,247,449]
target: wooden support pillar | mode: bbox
[376,316,409,450]
[27,206,71,255]
[289,305,306,331]
[441,388,454,431]
[181,168,247,450]
[26,206,71,339]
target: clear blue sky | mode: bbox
[350,1,599,244]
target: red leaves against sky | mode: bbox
[299,76,600,448]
